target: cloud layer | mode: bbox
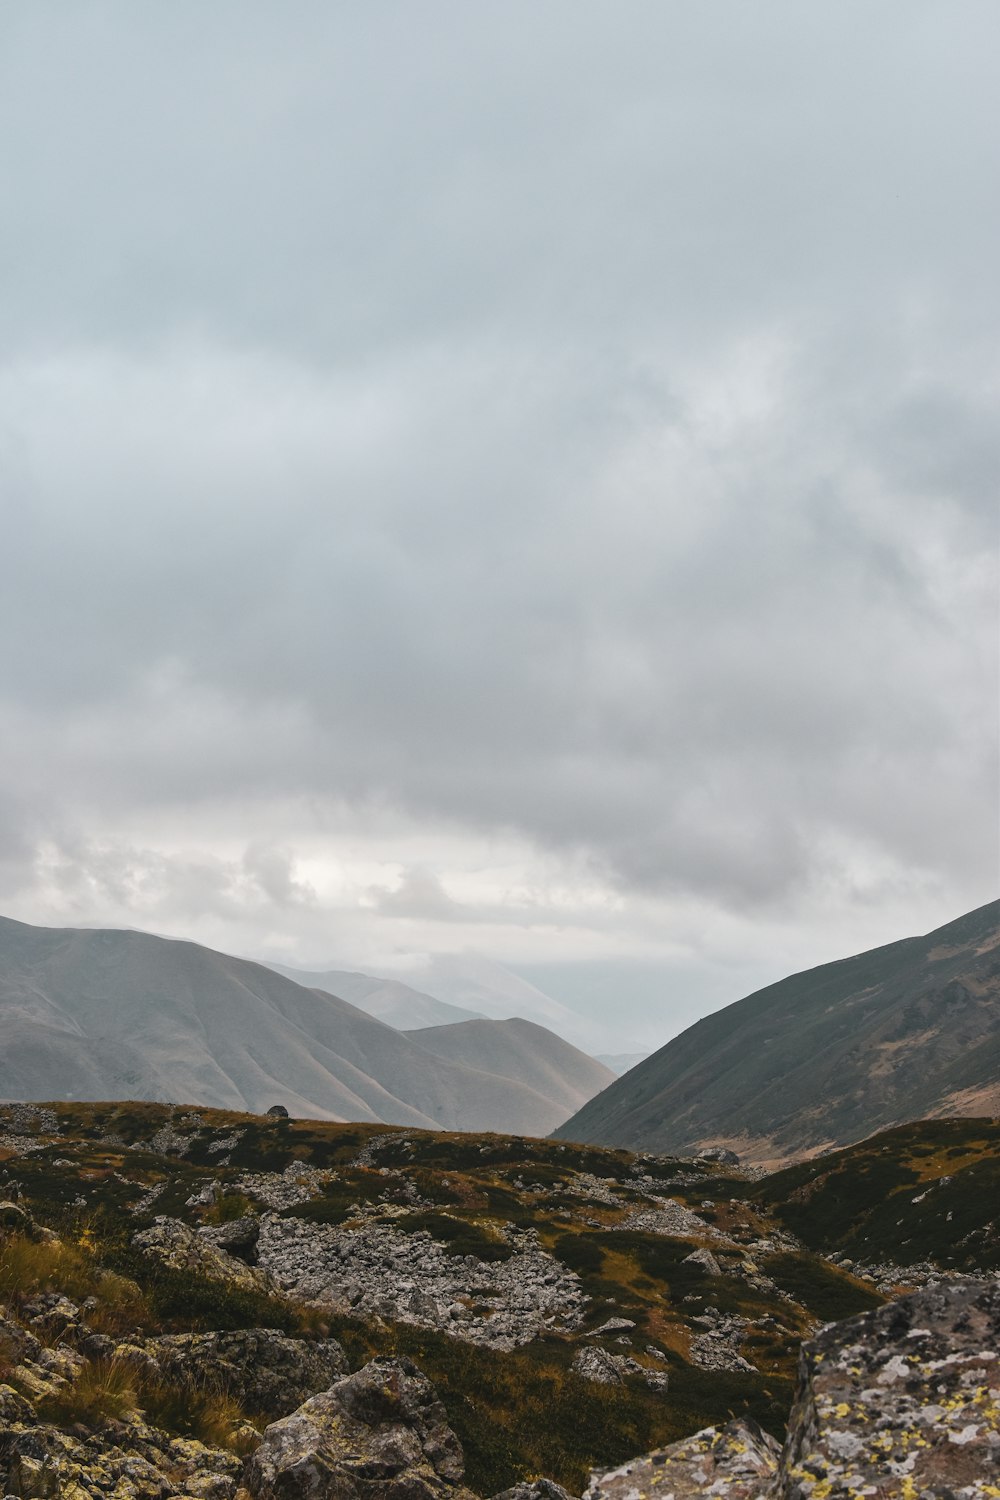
[0,4,996,1047]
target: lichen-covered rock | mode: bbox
[585,1420,780,1499]
[778,1277,1000,1498]
[146,1328,349,1419]
[0,1415,244,1500]
[134,1217,275,1294]
[245,1355,477,1500]
[0,1382,35,1425]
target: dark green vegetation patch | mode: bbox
[754,1118,1000,1271]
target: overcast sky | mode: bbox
[1,3,997,1051]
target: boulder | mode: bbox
[586,1420,779,1499]
[133,1217,275,1295]
[777,1277,1000,1496]
[681,1248,721,1277]
[571,1348,624,1386]
[245,1355,477,1500]
[696,1148,741,1167]
[146,1328,349,1420]
[200,1214,262,1262]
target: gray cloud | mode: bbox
[0,3,996,1046]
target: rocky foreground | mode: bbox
[2,1243,998,1499]
[1,1103,998,1497]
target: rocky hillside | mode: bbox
[0,917,606,1136]
[557,900,1000,1164]
[1,1101,997,1496]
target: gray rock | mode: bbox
[590,1318,635,1335]
[0,1383,35,1425]
[585,1419,779,1499]
[134,1217,275,1295]
[199,1214,262,1260]
[681,1248,721,1276]
[0,1316,42,1368]
[572,1347,624,1386]
[245,1356,477,1500]
[696,1147,741,1167]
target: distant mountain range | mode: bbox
[403,1016,612,1127]
[556,900,1000,1166]
[267,963,484,1030]
[0,916,613,1135]
[379,954,592,1042]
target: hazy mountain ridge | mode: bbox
[266,964,485,1030]
[556,900,1000,1165]
[403,1016,614,1123]
[0,916,607,1136]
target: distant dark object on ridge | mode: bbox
[266,1104,290,1118]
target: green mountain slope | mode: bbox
[555,901,1000,1164]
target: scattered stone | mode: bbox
[149,1122,194,1156]
[615,1198,731,1243]
[235,1162,332,1211]
[572,1347,669,1392]
[0,1202,41,1240]
[572,1347,624,1386]
[255,1214,585,1349]
[207,1131,246,1154]
[266,1106,290,1118]
[200,1213,262,1261]
[689,1311,757,1373]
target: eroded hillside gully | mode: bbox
[0,1103,998,1497]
